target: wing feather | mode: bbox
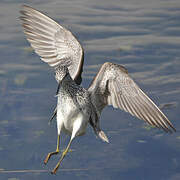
[20,5,83,84]
[88,62,176,133]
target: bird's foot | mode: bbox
[51,164,60,174]
[44,154,50,165]
[44,150,59,165]
[50,150,68,174]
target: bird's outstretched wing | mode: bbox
[88,62,176,133]
[20,5,84,84]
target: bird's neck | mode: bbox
[61,73,76,87]
[58,73,79,97]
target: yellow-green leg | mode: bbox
[44,135,60,164]
[51,139,73,174]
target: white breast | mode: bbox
[56,95,89,136]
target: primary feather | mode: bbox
[88,62,176,133]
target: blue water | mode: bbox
[0,0,180,180]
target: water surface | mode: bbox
[0,0,180,180]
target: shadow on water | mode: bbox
[0,0,180,180]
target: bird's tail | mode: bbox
[98,130,109,143]
[89,107,109,143]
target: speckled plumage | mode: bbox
[55,67,105,141]
[20,5,176,174]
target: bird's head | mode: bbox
[54,65,69,83]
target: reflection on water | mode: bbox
[0,0,180,180]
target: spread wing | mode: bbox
[20,5,84,84]
[88,62,176,133]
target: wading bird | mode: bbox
[20,5,176,174]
